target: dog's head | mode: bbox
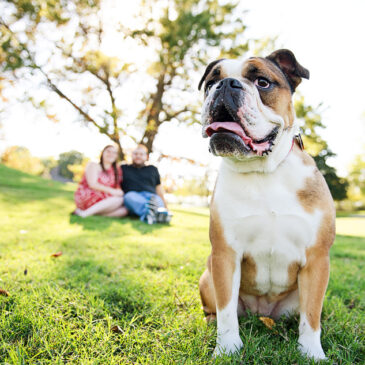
[199,49,309,171]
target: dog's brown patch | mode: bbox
[287,261,301,289]
[242,58,294,127]
[299,238,331,330]
[297,166,335,330]
[219,67,228,80]
[199,256,216,315]
[297,161,334,216]
[198,60,225,92]
[240,254,259,296]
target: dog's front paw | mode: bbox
[298,342,327,361]
[213,333,243,357]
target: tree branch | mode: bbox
[161,107,190,123]
[54,44,121,139]
[0,18,108,136]
[46,77,105,133]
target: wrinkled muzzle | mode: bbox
[203,78,279,158]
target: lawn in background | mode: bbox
[0,164,364,364]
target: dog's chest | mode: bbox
[213,155,322,295]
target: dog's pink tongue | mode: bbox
[206,122,272,156]
[205,122,252,144]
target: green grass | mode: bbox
[0,164,364,364]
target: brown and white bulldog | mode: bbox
[198,49,335,360]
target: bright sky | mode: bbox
[1,0,364,176]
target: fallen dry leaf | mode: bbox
[259,316,275,330]
[347,299,356,310]
[111,325,123,334]
[0,288,10,297]
[51,252,63,258]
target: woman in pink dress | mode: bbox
[74,145,128,218]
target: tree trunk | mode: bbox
[110,135,124,161]
[117,145,125,161]
[141,123,158,153]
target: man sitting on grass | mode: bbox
[121,144,171,224]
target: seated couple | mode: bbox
[73,144,171,224]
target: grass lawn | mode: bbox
[0,164,364,364]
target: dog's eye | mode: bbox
[254,77,271,89]
[205,80,216,94]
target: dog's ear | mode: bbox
[198,59,225,91]
[266,49,309,92]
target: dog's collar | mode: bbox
[295,134,305,150]
[290,134,305,153]
[287,134,304,161]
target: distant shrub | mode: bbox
[58,150,84,180]
[1,146,44,175]
[68,158,90,182]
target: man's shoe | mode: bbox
[144,196,158,224]
[156,207,173,224]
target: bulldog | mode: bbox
[198,49,335,360]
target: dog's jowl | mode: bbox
[198,49,335,360]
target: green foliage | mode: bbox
[347,153,365,209]
[57,150,84,180]
[2,0,99,23]
[0,36,24,70]
[1,0,100,70]
[40,156,57,177]
[0,164,364,363]
[295,96,349,201]
[67,156,90,182]
[134,0,250,150]
[295,96,327,156]
[0,145,44,175]
[314,154,349,201]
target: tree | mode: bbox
[1,145,44,174]
[0,0,250,158]
[0,0,131,159]
[68,157,90,182]
[58,150,84,180]
[347,153,365,209]
[40,157,57,178]
[129,0,249,152]
[295,96,348,201]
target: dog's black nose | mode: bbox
[216,78,243,90]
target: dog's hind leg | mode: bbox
[199,260,217,322]
[298,245,330,360]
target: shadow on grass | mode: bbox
[0,184,74,205]
[69,214,166,233]
[52,255,151,321]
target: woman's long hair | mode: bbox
[99,145,119,187]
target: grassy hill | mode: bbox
[0,164,364,364]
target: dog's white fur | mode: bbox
[213,153,324,357]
